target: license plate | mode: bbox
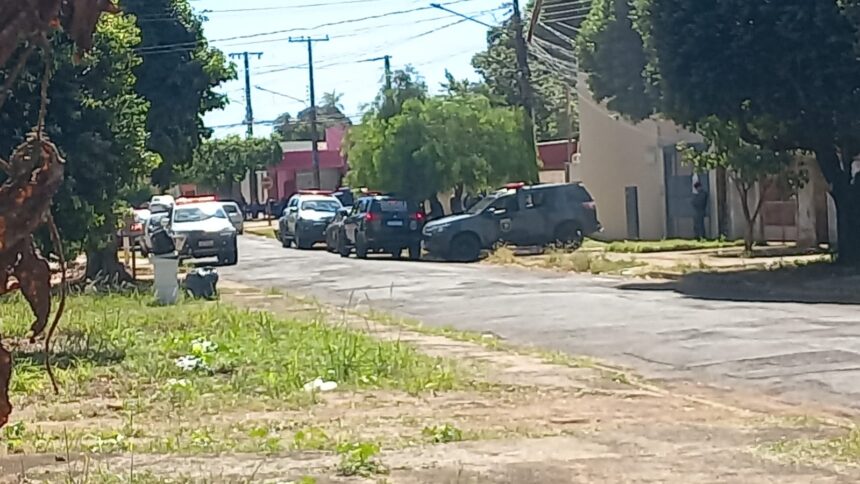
[386,220,404,227]
[198,240,215,248]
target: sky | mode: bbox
[189,0,512,138]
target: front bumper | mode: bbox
[422,231,454,255]
[175,232,236,258]
[297,221,330,242]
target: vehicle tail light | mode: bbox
[131,223,143,232]
[582,201,597,210]
[411,212,425,221]
[365,212,377,222]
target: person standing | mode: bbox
[692,181,709,239]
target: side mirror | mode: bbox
[338,207,350,216]
[288,206,298,213]
[160,217,170,228]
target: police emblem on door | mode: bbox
[500,218,512,232]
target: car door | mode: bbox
[345,199,367,244]
[285,197,300,236]
[507,191,549,246]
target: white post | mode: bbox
[152,256,180,305]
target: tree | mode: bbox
[0,14,153,279]
[679,118,799,254]
[346,89,538,205]
[579,0,860,265]
[375,66,428,120]
[575,0,657,121]
[123,0,235,189]
[472,16,578,141]
[273,89,351,141]
[185,135,282,195]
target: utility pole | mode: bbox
[363,55,392,90]
[384,55,392,90]
[289,36,329,189]
[565,85,573,183]
[229,51,263,203]
[510,0,538,163]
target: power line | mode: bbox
[133,0,476,56]
[254,85,307,105]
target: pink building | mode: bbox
[268,125,349,201]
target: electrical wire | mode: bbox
[133,0,477,56]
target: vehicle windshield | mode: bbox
[174,204,227,223]
[467,190,512,214]
[376,199,409,212]
[301,200,341,212]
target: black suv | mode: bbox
[423,183,601,262]
[337,195,425,260]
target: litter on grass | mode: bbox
[303,378,338,392]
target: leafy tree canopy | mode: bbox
[579,0,860,264]
[123,0,235,189]
[0,14,152,260]
[680,117,799,253]
[185,135,282,191]
[576,0,657,121]
[346,70,538,203]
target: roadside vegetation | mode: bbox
[487,245,643,275]
[0,291,463,457]
[593,238,743,254]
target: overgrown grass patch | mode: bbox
[766,428,860,465]
[487,246,642,275]
[0,291,465,454]
[246,226,277,239]
[604,238,742,253]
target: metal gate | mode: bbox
[663,146,709,238]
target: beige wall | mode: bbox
[577,84,703,240]
[539,170,567,184]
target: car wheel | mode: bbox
[219,240,239,266]
[449,233,481,262]
[553,222,583,250]
[280,229,291,248]
[296,229,313,250]
[337,232,350,258]
[408,243,422,261]
[391,248,402,260]
[355,236,369,259]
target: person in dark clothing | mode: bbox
[335,187,354,207]
[692,181,709,239]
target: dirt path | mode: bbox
[3,282,858,483]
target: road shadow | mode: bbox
[618,264,860,305]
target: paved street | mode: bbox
[220,235,860,410]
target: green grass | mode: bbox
[603,238,743,253]
[766,428,860,464]
[0,291,464,455]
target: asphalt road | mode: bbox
[219,235,860,410]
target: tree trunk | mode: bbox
[831,182,860,266]
[814,147,860,266]
[85,234,132,283]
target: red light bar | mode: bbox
[176,195,217,205]
[504,182,526,190]
[298,190,334,196]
